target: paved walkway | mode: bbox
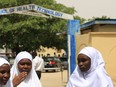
[41,70,68,87]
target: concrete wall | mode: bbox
[76,32,116,84]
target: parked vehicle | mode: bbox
[43,57,61,72]
[60,57,68,70]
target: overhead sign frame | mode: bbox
[0,4,73,20]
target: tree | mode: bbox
[88,16,110,21]
[74,15,86,24]
[0,0,85,54]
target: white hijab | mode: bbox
[10,51,42,87]
[67,47,114,87]
[0,58,12,87]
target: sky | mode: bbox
[56,0,116,19]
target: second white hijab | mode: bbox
[67,47,114,87]
[10,51,42,87]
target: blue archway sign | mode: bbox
[0,4,73,20]
[67,20,80,76]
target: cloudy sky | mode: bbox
[56,0,116,19]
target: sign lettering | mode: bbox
[37,6,63,17]
[0,4,73,20]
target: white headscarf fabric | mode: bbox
[0,58,12,87]
[67,47,114,87]
[10,51,42,87]
[0,58,9,66]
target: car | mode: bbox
[60,57,68,70]
[43,57,62,72]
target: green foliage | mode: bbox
[0,0,84,54]
[74,15,86,24]
[88,16,110,21]
[0,0,17,8]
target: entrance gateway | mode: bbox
[0,4,73,20]
[0,4,80,76]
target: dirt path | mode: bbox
[41,70,68,87]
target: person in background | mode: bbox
[10,51,42,87]
[67,47,114,87]
[32,52,44,79]
[0,57,12,87]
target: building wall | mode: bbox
[0,48,12,55]
[96,25,116,32]
[37,46,66,57]
[76,32,116,84]
[81,24,116,34]
[0,49,6,54]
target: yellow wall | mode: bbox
[76,32,116,84]
[37,46,66,57]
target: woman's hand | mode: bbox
[13,72,27,87]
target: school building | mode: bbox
[76,19,116,85]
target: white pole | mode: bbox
[67,35,71,79]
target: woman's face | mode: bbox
[77,54,91,72]
[18,58,32,74]
[0,64,10,85]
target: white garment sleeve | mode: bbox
[33,56,44,71]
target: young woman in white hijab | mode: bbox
[10,51,42,87]
[0,57,12,87]
[67,47,114,87]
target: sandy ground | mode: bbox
[41,70,68,87]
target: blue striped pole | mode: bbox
[67,20,80,76]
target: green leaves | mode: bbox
[0,0,84,53]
